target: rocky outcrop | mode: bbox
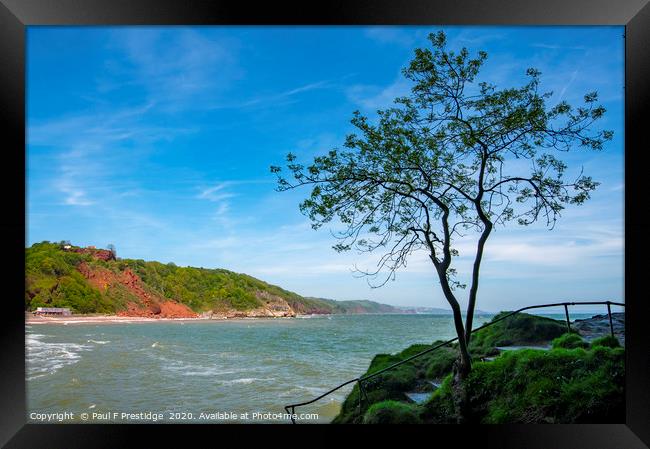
[208,291,296,319]
[574,312,625,345]
[253,291,296,317]
[68,246,116,261]
[77,262,295,319]
[77,262,198,319]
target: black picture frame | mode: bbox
[1,0,648,447]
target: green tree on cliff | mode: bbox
[271,31,611,420]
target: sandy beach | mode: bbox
[26,314,212,325]
[24,313,310,325]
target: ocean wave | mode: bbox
[287,385,335,395]
[26,333,50,341]
[26,334,93,380]
[160,359,250,377]
[145,350,249,378]
[219,377,275,385]
[87,339,110,345]
[180,369,243,377]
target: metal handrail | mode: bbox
[284,300,625,423]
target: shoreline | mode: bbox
[24,311,478,325]
[24,310,613,326]
[25,313,324,325]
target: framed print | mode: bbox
[1,0,649,447]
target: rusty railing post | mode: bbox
[564,304,571,333]
[607,301,615,338]
[357,380,365,414]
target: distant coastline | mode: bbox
[25,242,414,319]
[24,311,394,325]
[25,310,496,325]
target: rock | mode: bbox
[573,313,624,345]
[148,303,162,315]
[69,246,115,261]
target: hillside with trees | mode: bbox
[25,241,403,317]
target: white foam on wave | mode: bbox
[26,333,93,380]
[161,359,249,377]
[181,368,243,377]
[220,377,275,385]
[26,333,49,340]
[289,385,332,396]
[87,339,110,345]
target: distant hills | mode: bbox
[25,241,448,318]
[300,297,404,315]
[395,306,492,315]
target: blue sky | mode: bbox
[26,26,624,312]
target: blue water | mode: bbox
[25,313,593,423]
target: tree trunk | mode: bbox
[452,358,471,423]
[434,263,472,422]
[465,220,492,344]
[436,270,472,370]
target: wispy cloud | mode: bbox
[234,80,334,109]
[57,182,94,206]
[443,28,507,48]
[198,182,237,202]
[195,183,237,228]
[28,103,196,210]
[364,27,418,47]
[279,80,331,97]
[104,28,242,110]
[346,76,411,111]
[531,43,587,51]
[558,69,580,102]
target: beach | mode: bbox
[27,313,215,325]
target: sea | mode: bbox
[25,312,596,424]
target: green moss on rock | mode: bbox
[422,345,624,423]
[551,333,589,349]
[362,401,422,424]
[332,342,457,424]
[590,335,621,348]
[334,312,624,424]
[469,311,569,356]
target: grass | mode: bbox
[335,312,625,424]
[469,311,569,356]
[454,344,625,423]
[332,342,457,424]
[363,401,422,424]
[551,333,589,349]
[354,343,625,424]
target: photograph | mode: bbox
[23,24,628,426]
